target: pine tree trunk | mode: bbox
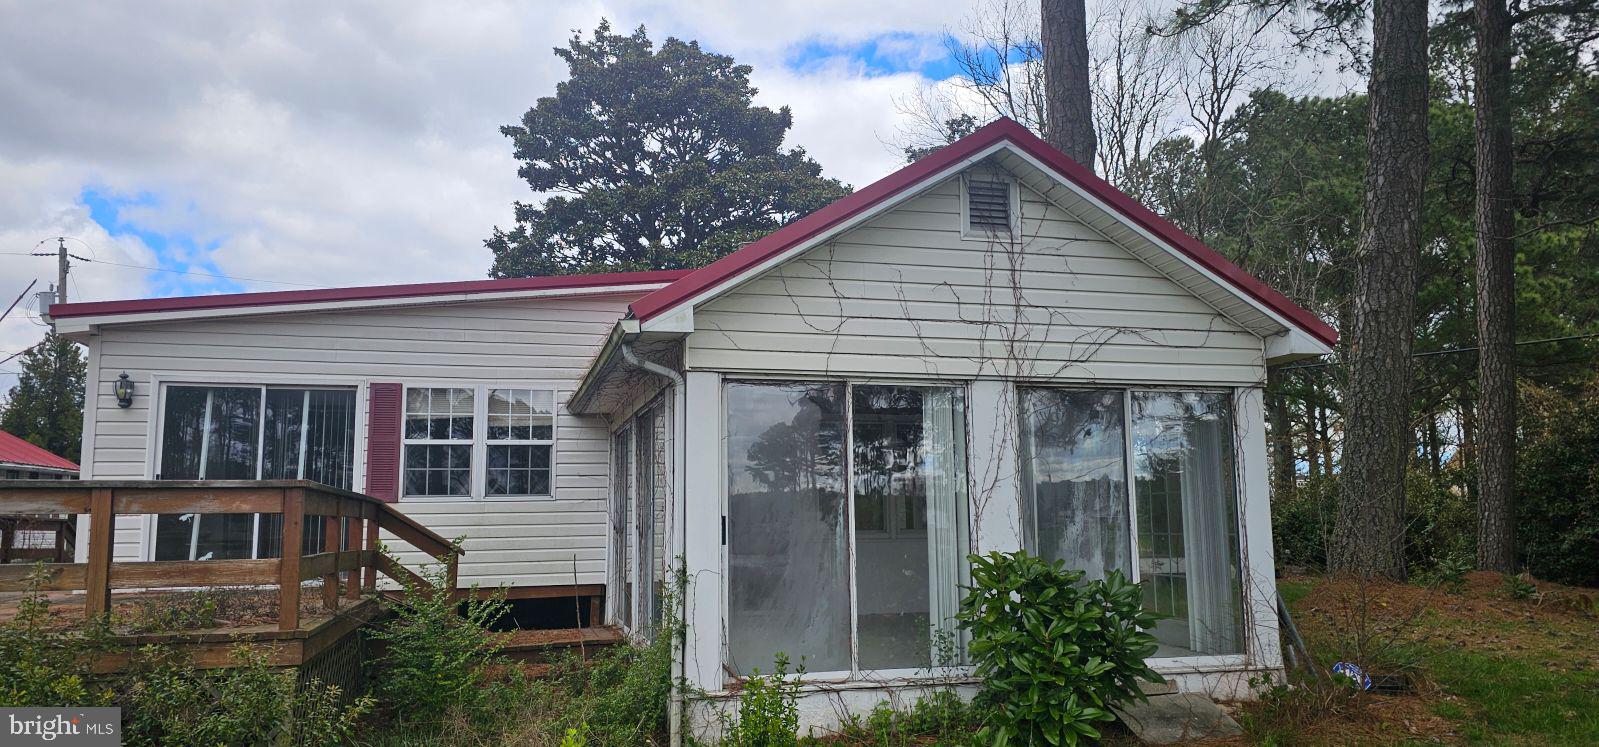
[1268,368,1297,501]
[1331,0,1430,580]
[1042,0,1096,167]
[1474,0,1517,573]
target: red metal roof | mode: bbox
[629,117,1338,348]
[48,269,692,320]
[0,430,78,472]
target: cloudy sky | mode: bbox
[0,0,1354,392]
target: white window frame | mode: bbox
[959,171,1021,241]
[1017,383,1250,670]
[146,379,359,561]
[720,377,975,684]
[399,382,560,502]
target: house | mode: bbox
[0,429,79,480]
[48,118,1333,735]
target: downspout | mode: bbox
[618,341,688,747]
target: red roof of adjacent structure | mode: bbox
[0,430,78,472]
[47,269,692,320]
[628,117,1338,348]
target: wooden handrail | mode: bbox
[0,479,462,627]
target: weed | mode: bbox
[1503,573,1537,601]
[366,543,511,727]
[1423,555,1473,595]
[120,644,373,747]
[0,565,114,707]
[720,653,803,747]
[819,690,987,746]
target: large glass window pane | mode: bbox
[204,388,262,480]
[193,512,255,560]
[1019,389,1130,581]
[261,389,305,481]
[852,385,968,671]
[612,427,633,629]
[634,405,659,630]
[1131,391,1243,657]
[726,382,850,674]
[153,514,196,561]
[156,385,354,561]
[156,386,261,562]
[302,390,356,489]
[159,386,261,480]
[158,387,208,480]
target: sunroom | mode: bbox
[565,118,1334,736]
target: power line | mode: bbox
[1280,332,1599,372]
[2,250,324,289]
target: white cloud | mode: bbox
[0,1,969,394]
[0,0,1355,400]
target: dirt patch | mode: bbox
[1249,572,1599,744]
[1289,572,1599,672]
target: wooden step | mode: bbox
[497,626,625,662]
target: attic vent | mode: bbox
[965,177,1013,236]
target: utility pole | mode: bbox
[56,237,68,304]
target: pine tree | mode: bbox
[487,21,850,277]
[1,333,86,462]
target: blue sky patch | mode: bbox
[785,33,961,80]
[79,187,238,297]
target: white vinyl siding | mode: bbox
[79,293,641,587]
[685,177,1266,384]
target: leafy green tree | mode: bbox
[487,21,850,277]
[1,332,85,462]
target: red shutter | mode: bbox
[366,383,403,502]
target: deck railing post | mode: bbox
[278,487,304,631]
[362,513,378,592]
[343,511,361,600]
[84,487,114,619]
[321,504,339,611]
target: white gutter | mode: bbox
[618,341,689,747]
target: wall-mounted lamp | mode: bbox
[114,372,135,408]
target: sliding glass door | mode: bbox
[1019,387,1244,658]
[154,384,356,561]
[725,381,968,677]
[1130,391,1243,657]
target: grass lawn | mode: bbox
[1253,572,1599,745]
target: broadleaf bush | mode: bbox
[957,550,1163,746]
[366,544,511,726]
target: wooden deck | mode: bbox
[0,479,462,671]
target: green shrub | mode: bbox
[120,644,372,747]
[1272,473,1337,571]
[366,546,511,726]
[720,653,803,747]
[0,566,113,707]
[957,551,1163,747]
[1404,468,1475,573]
[1517,382,1599,586]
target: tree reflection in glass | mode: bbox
[726,382,850,674]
